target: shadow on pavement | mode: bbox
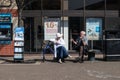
[0,53,105,64]
[0,58,41,64]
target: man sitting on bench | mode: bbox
[71,31,88,63]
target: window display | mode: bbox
[0,23,12,40]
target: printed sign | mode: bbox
[44,18,60,40]
[86,18,102,40]
[0,13,11,23]
[14,42,24,46]
[14,27,24,41]
[14,47,23,52]
[14,54,23,59]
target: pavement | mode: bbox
[0,53,120,80]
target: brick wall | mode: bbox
[0,0,17,56]
[0,41,14,56]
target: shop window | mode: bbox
[43,0,61,10]
[68,0,84,10]
[106,0,120,10]
[85,0,105,10]
[0,23,12,41]
[105,17,120,30]
[24,0,61,10]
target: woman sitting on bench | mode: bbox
[51,33,69,63]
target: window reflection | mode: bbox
[24,0,61,10]
[85,0,105,10]
[68,0,84,10]
[106,0,120,10]
[43,0,61,10]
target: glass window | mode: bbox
[85,0,105,10]
[68,0,84,10]
[24,0,61,10]
[24,0,41,10]
[105,17,120,30]
[0,24,12,40]
[43,0,61,10]
[106,0,120,10]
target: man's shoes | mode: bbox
[62,58,65,63]
[84,53,88,56]
[79,59,84,63]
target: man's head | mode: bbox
[80,31,86,37]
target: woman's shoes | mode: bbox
[58,59,62,64]
[68,55,72,58]
[58,58,66,63]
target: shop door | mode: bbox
[24,17,45,53]
[69,17,84,50]
[24,17,36,53]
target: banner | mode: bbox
[44,18,60,40]
[86,18,102,40]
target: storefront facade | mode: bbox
[0,0,120,57]
[22,0,120,52]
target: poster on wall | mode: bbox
[44,18,60,40]
[86,18,102,40]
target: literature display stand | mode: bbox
[14,27,24,62]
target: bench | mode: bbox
[41,40,54,62]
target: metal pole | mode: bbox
[61,0,64,36]
[103,0,107,58]
[83,0,86,31]
[41,0,43,55]
[30,18,32,52]
[104,0,106,30]
[41,0,43,39]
